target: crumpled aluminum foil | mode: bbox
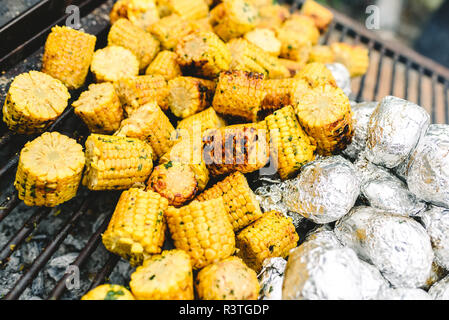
[326,63,352,97]
[424,261,448,290]
[428,275,449,300]
[305,227,343,248]
[284,156,360,224]
[335,206,434,288]
[342,102,378,160]
[407,124,449,208]
[359,260,390,300]
[376,288,432,300]
[258,257,287,300]
[365,96,430,169]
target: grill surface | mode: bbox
[0,0,448,300]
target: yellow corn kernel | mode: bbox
[236,211,299,271]
[90,46,139,83]
[331,42,370,77]
[81,284,135,300]
[244,28,282,57]
[309,45,335,64]
[296,62,337,88]
[278,58,304,77]
[257,4,290,29]
[110,0,160,30]
[110,0,130,24]
[301,0,334,32]
[149,14,193,50]
[177,107,226,135]
[189,17,213,33]
[165,0,209,20]
[145,51,182,80]
[282,14,320,45]
[276,27,312,65]
[15,132,85,207]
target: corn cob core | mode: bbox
[149,14,193,50]
[73,83,124,134]
[265,105,316,180]
[282,14,320,45]
[168,77,216,118]
[42,26,96,90]
[276,27,312,65]
[296,62,337,88]
[166,0,209,20]
[2,71,70,135]
[81,284,135,300]
[90,46,139,83]
[102,188,168,266]
[145,51,182,80]
[301,0,334,32]
[15,132,85,207]
[130,249,194,300]
[196,171,263,231]
[236,211,299,271]
[195,256,259,300]
[257,4,290,29]
[309,45,335,64]
[244,28,281,57]
[331,42,370,77]
[165,198,235,269]
[82,134,153,190]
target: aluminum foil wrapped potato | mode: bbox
[358,260,390,300]
[429,276,449,300]
[258,257,287,300]
[376,288,432,300]
[325,63,352,97]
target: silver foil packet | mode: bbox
[284,156,360,224]
[424,261,448,290]
[359,260,390,300]
[376,288,432,300]
[258,257,287,300]
[326,63,352,97]
[429,275,449,300]
[365,96,430,169]
[407,124,449,208]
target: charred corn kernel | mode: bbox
[295,84,353,155]
[15,132,85,207]
[108,18,160,71]
[301,0,334,32]
[309,45,335,64]
[42,26,96,90]
[177,107,226,135]
[115,102,175,159]
[202,123,270,176]
[209,0,259,41]
[114,75,169,114]
[72,83,123,134]
[165,0,209,20]
[196,171,263,231]
[110,0,129,23]
[82,134,154,190]
[175,31,231,79]
[265,106,316,179]
[331,42,369,77]
[282,14,320,45]
[2,71,70,135]
[102,188,168,266]
[227,38,290,79]
[276,27,312,65]
[149,14,193,50]
[165,198,235,269]
[189,17,213,33]
[81,284,135,300]
[130,249,194,300]
[296,62,337,88]
[145,51,182,80]
[278,58,304,77]
[236,211,299,271]
[110,0,160,30]
[257,4,290,29]
[244,28,281,57]
[168,77,216,118]
[195,256,259,300]
[91,46,139,83]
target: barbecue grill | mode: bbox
[0,0,448,300]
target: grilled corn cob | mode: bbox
[82,134,154,190]
[195,256,259,300]
[2,71,70,134]
[81,284,135,300]
[189,17,213,33]
[196,171,263,231]
[115,102,175,159]
[165,0,209,20]
[90,46,139,83]
[102,188,167,265]
[309,45,335,64]
[331,42,370,77]
[110,0,160,30]
[110,0,129,23]
[276,27,312,66]
[165,198,235,269]
[177,107,226,135]
[15,132,85,207]
[108,18,160,71]
[265,105,316,179]
[155,0,172,17]
[278,58,305,77]
[236,211,299,271]
[244,28,282,57]
[149,14,193,50]
[209,0,259,41]
[246,0,271,7]
[130,249,194,300]
[72,83,123,134]
[175,31,231,79]
[145,51,182,80]
[294,84,353,155]
[282,14,320,45]
[257,4,290,29]
[42,26,96,90]
[168,77,216,118]
[301,0,334,32]
[296,62,337,88]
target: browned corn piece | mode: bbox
[177,107,226,136]
[331,42,370,77]
[296,62,337,88]
[276,27,312,66]
[244,28,282,57]
[282,14,320,45]
[301,0,334,32]
[257,4,290,29]
[278,58,305,77]
[145,51,182,80]
[110,0,160,30]
[90,46,139,83]
[165,0,209,20]
[149,14,193,50]
[309,45,335,64]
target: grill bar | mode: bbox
[0,132,13,149]
[0,192,19,223]
[373,46,385,101]
[88,254,120,291]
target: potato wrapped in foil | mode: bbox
[258,257,287,300]
[429,276,449,300]
[376,288,432,300]
[358,260,390,300]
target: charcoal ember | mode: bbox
[258,257,287,300]
[325,63,352,97]
[376,288,432,300]
[429,276,449,300]
[359,260,390,300]
[365,96,430,169]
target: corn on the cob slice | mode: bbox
[276,27,312,66]
[149,14,193,50]
[244,28,282,57]
[15,132,85,207]
[102,188,167,265]
[110,0,160,30]
[115,102,175,159]
[155,0,172,17]
[236,211,299,271]
[81,284,135,300]
[145,50,182,80]
[108,18,160,71]
[2,71,70,135]
[246,0,271,7]
[195,256,259,300]
[165,0,209,20]
[42,26,96,90]
[90,46,139,83]
[130,249,194,300]
[110,0,129,23]
[177,107,226,135]
[301,0,334,32]
[72,83,123,134]
[257,4,290,29]
[282,14,320,45]
[331,42,369,77]
[175,31,231,79]
[296,62,337,88]
[82,134,154,190]
[309,45,335,64]
[265,106,316,179]
[114,75,169,114]
[209,0,259,41]
[278,58,304,77]
[196,171,263,231]
[294,84,353,155]
[167,77,216,119]
[189,17,213,33]
[165,198,235,269]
